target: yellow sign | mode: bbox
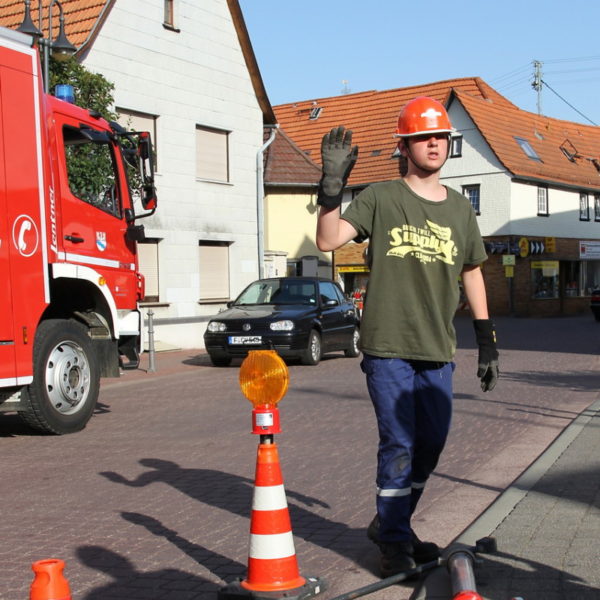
[518,237,529,258]
[504,266,514,278]
[531,260,559,269]
[545,237,556,253]
[338,265,370,273]
[502,254,515,266]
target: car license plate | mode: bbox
[228,335,262,345]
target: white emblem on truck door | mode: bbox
[12,215,39,257]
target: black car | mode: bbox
[591,289,600,321]
[203,276,360,366]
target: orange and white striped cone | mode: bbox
[30,559,71,600]
[219,442,324,600]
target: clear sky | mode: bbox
[238,0,600,127]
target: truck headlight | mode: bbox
[270,320,294,331]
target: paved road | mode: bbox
[1,315,598,599]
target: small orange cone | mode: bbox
[219,442,323,599]
[30,559,71,600]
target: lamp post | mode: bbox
[17,0,77,92]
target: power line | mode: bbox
[540,78,597,125]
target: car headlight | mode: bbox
[207,321,227,332]
[270,320,294,331]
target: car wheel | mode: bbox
[209,355,232,367]
[20,319,99,435]
[301,330,322,365]
[344,327,360,357]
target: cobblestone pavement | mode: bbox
[0,315,598,600]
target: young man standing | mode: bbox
[315,97,499,578]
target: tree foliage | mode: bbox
[49,56,116,121]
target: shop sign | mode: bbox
[504,266,514,278]
[531,260,559,269]
[518,237,529,258]
[531,260,559,277]
[337,265,370,273]
[580,240,600,259]
[502,254,515,266]
[545,237,556,253]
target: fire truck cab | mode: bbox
[0,26,156,434]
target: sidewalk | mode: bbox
[413,396,600,600]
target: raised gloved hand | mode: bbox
[317,126,359,209]
[473,319,499,392]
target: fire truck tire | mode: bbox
[21,319,100,435]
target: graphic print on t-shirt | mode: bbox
[386,219,457,265]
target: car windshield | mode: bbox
[234,280,317,306]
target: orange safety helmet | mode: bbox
[394,96,454,138]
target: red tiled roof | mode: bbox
[264,127,321,186]
[452,89,600,190]
[0,1,112,49]
[0,0,277,124]
[274,77,516,187]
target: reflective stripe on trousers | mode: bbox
[361,354,454,542]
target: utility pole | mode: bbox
[532,60,543,115]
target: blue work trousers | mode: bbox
[361,354,454,543]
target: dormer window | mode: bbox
[514,137,541,161]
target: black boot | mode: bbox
[379,541,416,578]
[367,514,440,563]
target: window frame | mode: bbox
[462,184,481,215]
[537,186,549,216]
[595,193,600,222]
[195,125,231,183]
[450,134,463,158]
[199,240,231,302]
[580,192,590,221]
[137,238,161,303]
[163,0,180,31]
[514,136,542,162]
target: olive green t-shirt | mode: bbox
[342,179,487,362]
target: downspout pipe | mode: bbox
[256,124,279,279]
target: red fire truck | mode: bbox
[0,26,157,434]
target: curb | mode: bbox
[411,396,600,600]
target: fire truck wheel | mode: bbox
[21,319,100,435]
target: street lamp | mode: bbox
[17,0,77,91]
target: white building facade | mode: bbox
[79,0,270,348]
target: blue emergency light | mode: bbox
[54,84,74,104]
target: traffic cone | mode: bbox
[30,559,71,600]
[219,441,324,599]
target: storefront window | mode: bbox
[582,260,600,295]
[563,261,580,297]
[531,261,559,299]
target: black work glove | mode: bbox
[317,126,359,209]
[473,319,499,392]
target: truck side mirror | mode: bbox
[138,133,157,211]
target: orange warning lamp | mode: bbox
[239,350,288,435]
